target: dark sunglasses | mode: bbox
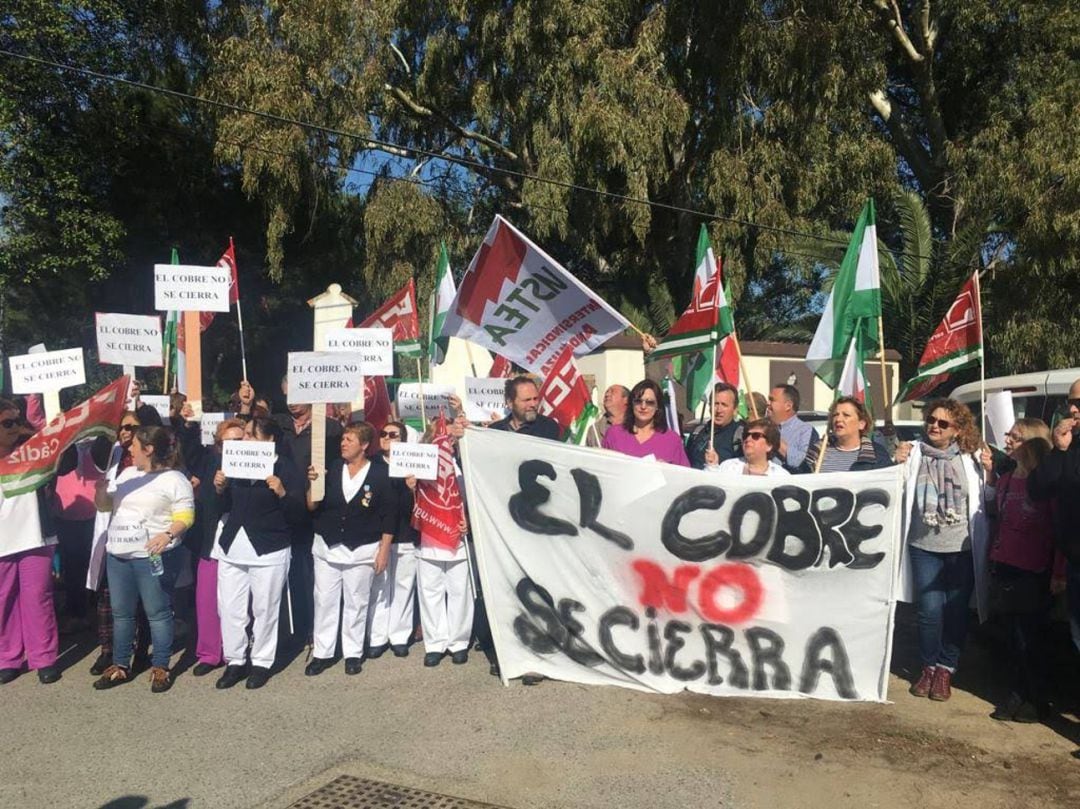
[0,418,18,429]
[379,430,401,438]
[925,417,953,430]
[118,424,138,432]
[1068,398,1080,409]
[743,431,767,442]
[633,397,658,408]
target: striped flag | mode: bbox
[427,242,455,366]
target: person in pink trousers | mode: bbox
[0,396,61,685]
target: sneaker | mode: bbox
[37,665,62,685]
[909,666,935,698]
[390,644,409,658]
[0,668,21,685]
[344,657,363,676]
[423,652,444,668]
[149,666,172,693]
[450,649,469,665]
[192,662,219,677]
[93,665,131,690]
[929,667,952,702]
[367,643,390,659]
[245,666,270,690]
[304,657,334,677]
[89,652,111,676]
[215,664,248,690]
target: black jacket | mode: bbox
[489,414,561,441]
[214,453,307,557]
[311,458,397,550]
[175,421,225,559]
[371,456,419,545]
[1028,439,1080,564]
[685,420,744,470]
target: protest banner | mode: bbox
[140,395,171,421]
[0,376,129,501]
[324,327,394,376]
[461,429,903,702]
[397,382,455,422]
[463,376,509,422]
[153,264,232,313]
[199,412,232,446]
[94,313,163,368]
[221,440,277,480]
[287,351,367,405]
[9,347,86,395]
[388,442,440,480]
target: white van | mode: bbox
[952,368,1079,425]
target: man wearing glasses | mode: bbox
[489,376,560,441]
[1029,378,1080,654]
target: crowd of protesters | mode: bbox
[1,371,1078,739]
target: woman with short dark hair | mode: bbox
[601,379,689,465]
[707,418,788,477]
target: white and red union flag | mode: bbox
[361,278,422,357]
[412,412,465,551]
[441,215,629,375]
[539,345,596,442]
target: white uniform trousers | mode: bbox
[217,558,290,669]
[313,556,376,660]
[417,557,473,654]
[367,544,417,647]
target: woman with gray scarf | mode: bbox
[896,398,991,702]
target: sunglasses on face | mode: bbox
[119,424,137,432]
[0,418,18,429]
[633,398,658,408]
[379,430,400,439]
[1068,398,1080,408]
[925,417,953,430]
[743,431,767,442]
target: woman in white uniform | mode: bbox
[305,422,395,676]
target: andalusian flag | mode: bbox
[427,241,455,366]
[162,248,184,393]
[806,199,881,389]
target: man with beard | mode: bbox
[488,376,560,440]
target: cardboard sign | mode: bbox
[199,412,233,446]
[140,395,172,421]
[287,351,366,405]
[984,391,1016,449]
[153,264,231,312]
[463,377,509,422]
[388,442,440,480]
[220,440,277,480]
[9,347,85,394]
[396,383,456,422]
[323,327,394,376]
[95,313,163,367]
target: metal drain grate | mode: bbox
[288,775,512,808]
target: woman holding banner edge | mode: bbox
[798,397,893,473]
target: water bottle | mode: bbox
[148,553,165,577]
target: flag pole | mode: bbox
[236,298,249,382]
[590,421,602,447]
[416,357,428,432]
[708,381,716,451]
[973,269,987,438]
[464,341,480,377]
[161,334,171,395]
[876,317,891,423]
[813,435,828,473]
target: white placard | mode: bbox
[220,440,277,480]
[396,383,456,422]
[463,377,509,422]
[140,395,172,421]
[9,347,86,394]
[153,264,231,313]
[323,327,394,376]
[388,442,440,480]
[287,351,366,405]
[200,412,233,446]
[95,312,164,367]
[984,390,1016,449]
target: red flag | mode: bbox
[360,278,421,354]
[538,346,594,439]
[199,238,240,331]
[412,412,465,551]
[488,353,513,378]
[362,376,393,434]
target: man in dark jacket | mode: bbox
[685,383,744,469]
[488,376,560,440]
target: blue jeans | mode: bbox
[106,549,183,669]
[909,546,975,670]
[1068,562,1080,653]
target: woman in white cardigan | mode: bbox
[896,398,991,703]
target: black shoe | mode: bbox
[0,668,20,684]
[89,652,111,676]
[246,666,270,690]
[37,665,61,684]
[192,662,219,677]
[367,643,390,659]
[304,657,334,677]
[423,652,444,667]
[344,657,363,676]
[215,664,248,690]
[450,649,469,665]
[391,644,409,658]
[489,663,501,678]
[521,673,546,686]
[991,693,1024,722]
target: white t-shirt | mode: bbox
[312,463,379,565]
[708,459,791,478]
[211,523,290,567]
[106,468,194,559]
[0,488,57,559]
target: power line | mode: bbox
[0,47,921,257]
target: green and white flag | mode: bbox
[427,241,456,366]
[162,248,182,394]
[806,198,881,389]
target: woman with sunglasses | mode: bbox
[799,397,893,473]
[601,379,690,466]
[895,398,991,702]
[0,399,62,685]
[366,421,419,658]
[706,419,789,477]
[210,417,306,690]
[92,426,194,693]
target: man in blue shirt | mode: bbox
[767,384,819,473]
